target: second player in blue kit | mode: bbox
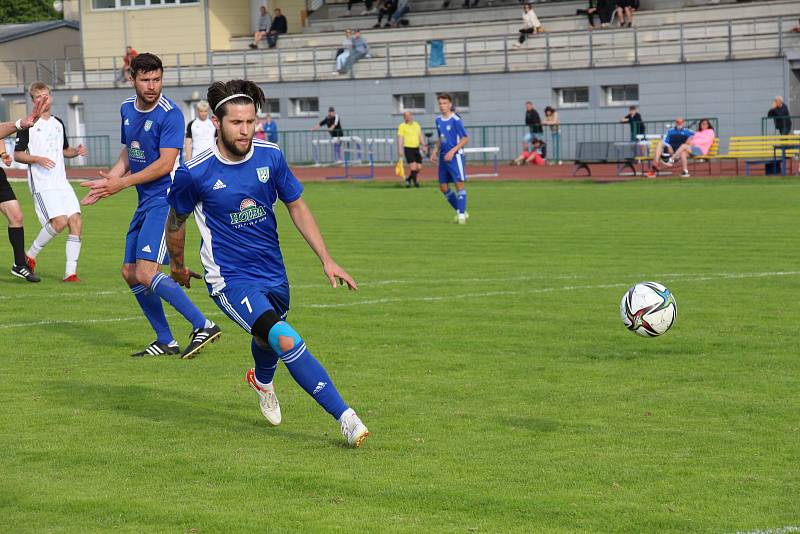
[430,92,470,224]
[81,53,220,358]
[165,80,369,448]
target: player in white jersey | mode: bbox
[183,100,216,160]
[0,94,50,283]
[14,82,87,281]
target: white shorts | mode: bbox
[31,188,81,226]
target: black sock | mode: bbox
[7,226,25,267]
[410,170,418,183]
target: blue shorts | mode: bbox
[438,153,466,184]
[212,282,291,335]
[690,146,704,157]
[124,203,169,265]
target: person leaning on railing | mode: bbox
[542,106,561,164]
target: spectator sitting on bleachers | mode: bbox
[374,0,397,28]
[389,0,411,27]
[266,8,288,49]
[664,118,715,178]
[646,117,694,177]
[577,1,599,29]
[334,29,354,74]
[597,0,615,28]
[442,0,478,9]
[514,3,543,49]
[342,30,371,73]
[345,0,376,17]
[615,0,637,28]
[249,5,272,49]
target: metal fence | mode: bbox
[2,135,112,169]
[0,17,796,90]
[761,115,800,136]
[277,118,718,165]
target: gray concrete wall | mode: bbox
[49,57,790,154]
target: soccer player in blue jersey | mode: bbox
[430,92,469,224]
[80,53,220,358]
[164,80,369,448]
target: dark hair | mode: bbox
[698,118,712,131]
[130,53,163,79]
[544,106,555,114]
[438,92,452,103]
[207,79,266,119]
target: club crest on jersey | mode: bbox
[144,120,153,132]
[128,141,145,161]
[256,166,270,183]
[230,198,267,225]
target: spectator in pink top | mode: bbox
[667,118,715,177]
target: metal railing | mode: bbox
[0,17,796,90]
[760,115,800,136]
[2,135,112,169]
[275,118,718,165]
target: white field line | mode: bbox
[732,527,800,534]
[0,270,788,302]
[1,270,798,330]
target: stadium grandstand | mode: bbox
[1,0,799,169]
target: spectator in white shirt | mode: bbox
[514,3,543,49]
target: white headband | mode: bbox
[213,93,254,112]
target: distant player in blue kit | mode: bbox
[165,80,369,448]
[80,53,220,358]
[430,92,469,224]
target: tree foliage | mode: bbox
[0,0,62,24]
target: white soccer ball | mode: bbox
[620,282,677,337]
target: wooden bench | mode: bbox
[716,135,800,175]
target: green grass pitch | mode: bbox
[1,178,799,533]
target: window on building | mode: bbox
[394,94,425,114]
[265,98,281,117]
[290,97,319,117]
[555,87,589,108]
[604,85,639,106]
[92,0,197,8]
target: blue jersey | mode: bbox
[435,113,468,155]
[663,127,694,147]
[167,139,304,295]
[120,94,184,208]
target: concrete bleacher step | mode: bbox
[322,0,519,18]
[308,0,584,34]
[229,0,800,51]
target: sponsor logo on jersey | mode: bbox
[229,198,267,225]
[213,179,226,190]
[144,120,153,132]
[124,118,130,126]
[129,140,146,161]
[256,166,270,183]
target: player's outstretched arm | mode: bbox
[64,144,87,159]
[80,147,129,205]
[165,208,201,288]
[81,147,178,203]
[0,94,50,138]
[284,198,357,290]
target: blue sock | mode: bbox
[443,189,458,210]
[150,272,207,330]
[131,284,173,344]
[279,340,349,419]
[457,189,467,214]
[252,338,279,385]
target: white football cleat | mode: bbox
[246,368,282,426]
[457,213,467,224]
[340,408,369,448]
